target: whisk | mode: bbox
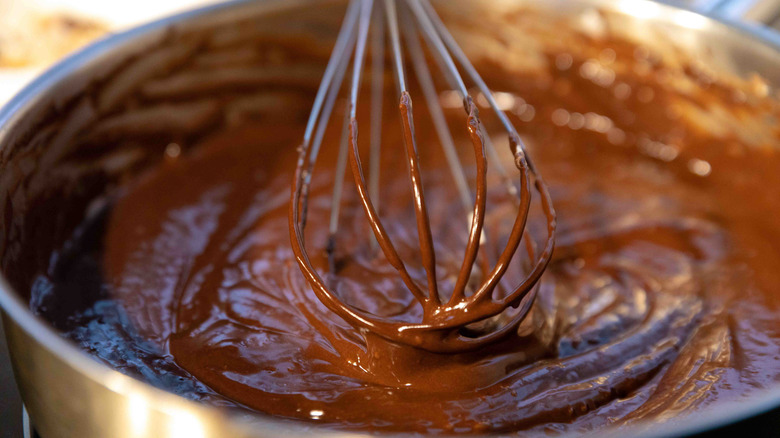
[289,0,556,353]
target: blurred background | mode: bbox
[1,0,779,104]
[0,0,217,103]
[0,0,779,437]
[0,0,779,104]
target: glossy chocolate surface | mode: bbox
[26,5,780,434]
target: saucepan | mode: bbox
[0,0,779,437]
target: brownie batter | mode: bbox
[27,6,780,435]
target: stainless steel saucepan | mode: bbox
[1,1,779,437]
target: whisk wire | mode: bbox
[349,0,374,120]
[327,110,351,264]
[401,1,496,306]
[301,0,360,148]
[299,2,359,229]
[368,3,385,229]
[406,0,468,100]
[414,0,556,309]
[384,0,407,94]
[401,5,469,214]
[344,0,431,304]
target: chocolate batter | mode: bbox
[26,5,780,435]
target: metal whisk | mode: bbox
[290,0,556,353]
